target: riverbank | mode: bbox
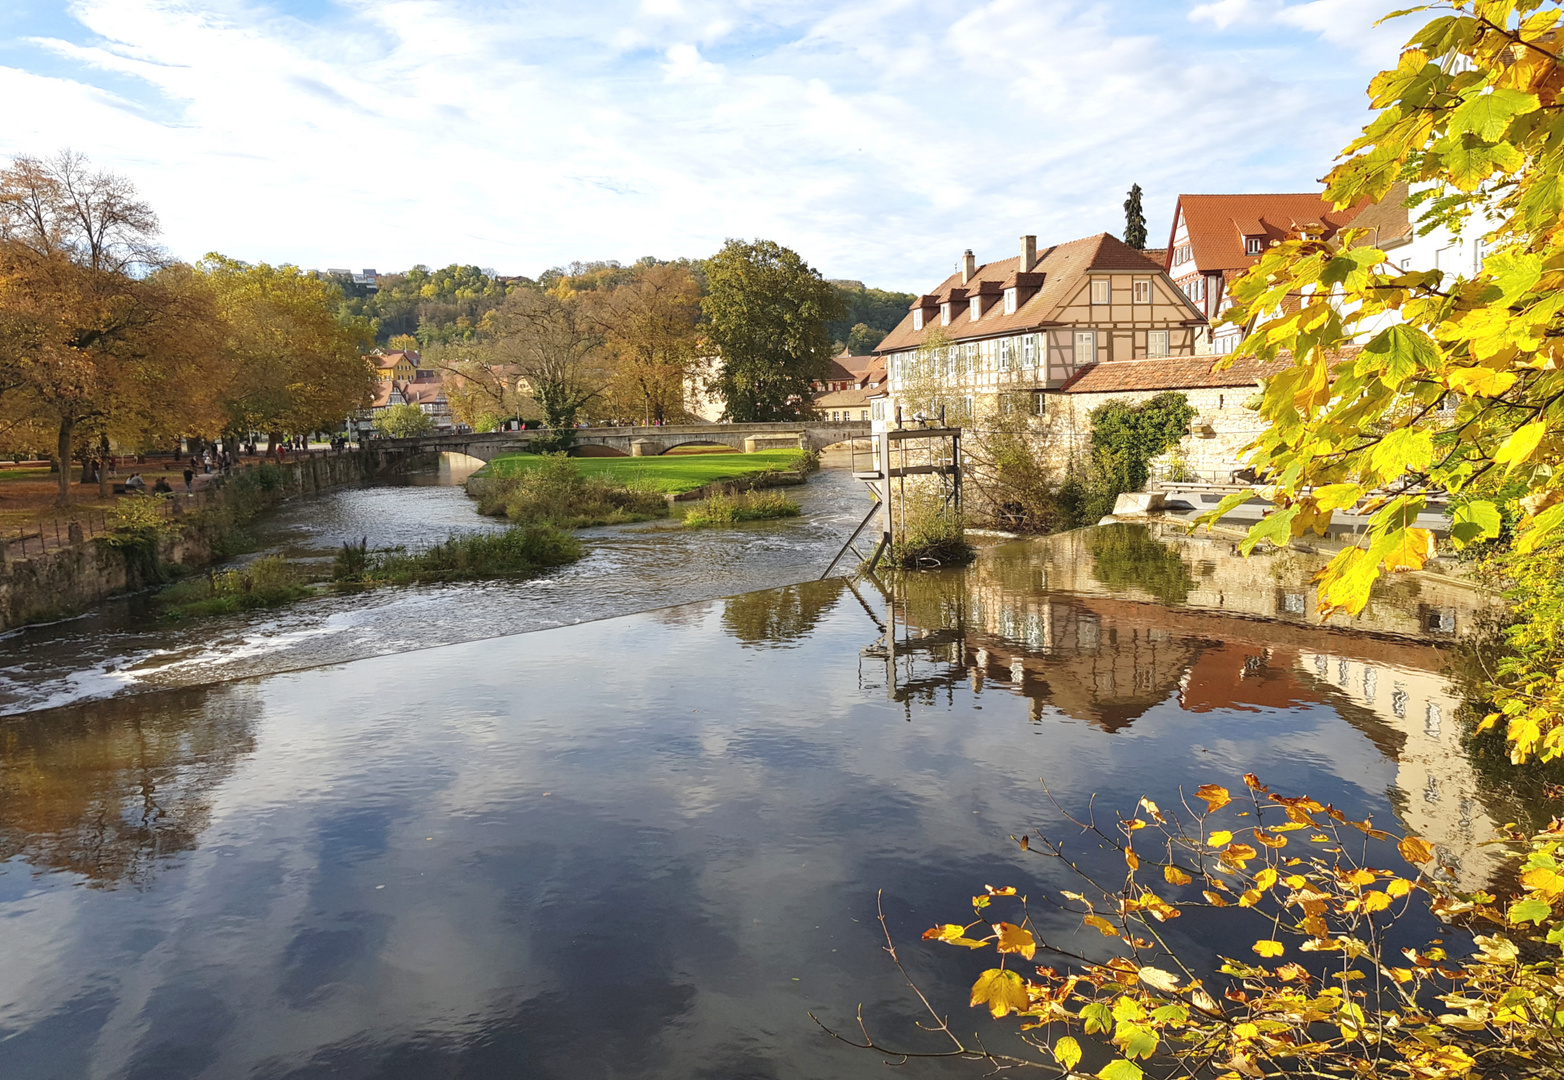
[0,452,376,632]
[474,448,813,495]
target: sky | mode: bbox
[0,0,1414,291]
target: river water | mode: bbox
[0,465,1512,1079]
[0,460,868,716]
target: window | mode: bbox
[998,338,1011,371]
[965,342,978,371]
[1004,287,1017,314]
[1147,330,1169,358]
[1183,277,1205,303]
[1173,243,1193,265]
[1090,279,1110,304]
[943,347,955,377]
[860,409,868,421]
[1400,257,1413,270]
[1245,237,1264,255]
[970,296,982,321]
[1133,279,1151,304]
[871,400,885,420]
[940,302,951,326]
[912,309,924,331]
[1075,331,1097,365]
[1022,334,1036,368]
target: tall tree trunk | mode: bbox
[55,418,73,507]
[98,433,111,498]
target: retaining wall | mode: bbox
[0,452,375,632]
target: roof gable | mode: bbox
[1169,193,1366,272]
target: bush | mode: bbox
[882,496,975,569]
[683,490,801,528]
[159,555,311,618]
[337,524,582,585]
[373,403,436,439]
[469,453,667,528]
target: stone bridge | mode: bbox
[372,421,872,470]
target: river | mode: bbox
[0,459,868,716]
[0,463,1512,1079]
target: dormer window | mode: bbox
[913,309,924,331]
[1090,279,1110,305]
[970,296,982,321]
[940,302,951,326]
[1245,236,1264,255]
[1003,287,1017,314]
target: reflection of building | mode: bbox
[862,527,1505,890]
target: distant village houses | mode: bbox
[364,349,455,431]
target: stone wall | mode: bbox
[1031,386,1264,481]
[0,452,375,632]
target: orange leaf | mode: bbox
[1195,784,1232,812]
[993,921,1037,960]
[1398,836,1434,864]
[1164,865,1193,886]
[1380,527,1434,573]
[1084,914,1120,937]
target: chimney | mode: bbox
[1020,235,1036,271]
[961,249,976,284]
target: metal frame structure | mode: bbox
[820,423,963,578]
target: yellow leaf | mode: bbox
[1195,784,1232,812]
[993,921,1037,960]
[1521,867,1564,899]
[1208,830,1234,847]
[1053,1036,1082,1072]
[1164,865,1193,886]
[987,885,1018,896]
[1238,889,1261,907]
[1254,868,1278,891]
[1084,914,1120,937]
[1446,366,1518,397]
[1385,877,1413,898]
[1398,836,1434,864]
[1139,797,1165,822]
[1202,890,1230,907]
[1125,848,1140,871]
[1379,527,1434,573]
[1138,966,1181,992]
[1311,483,1362,512]
[922,924,989,949]
[1345,868,1376,888]
[1253,830,1287,849]
[1496,421,1546,474]
[1388,966,1414,984]
[1223,844,1258,866]
[970,968,1030,1018]
[1362,891,1393,913]
[1253,939,1285,958]
[1233,1022,1259,1041]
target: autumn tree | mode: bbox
[1198,0,1564,765]
[702,239,845,422]
[1123,183,1148,250]
[479,288,613,433]
[198,255,375,448]
[591,262,702,425]
[0,153,217,504]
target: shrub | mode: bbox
[469,453,667,528]
[882,495,975,569]
[683,490,801,528]
[159,555,311,618]
[373,403,436,439]
[341,524,582,585]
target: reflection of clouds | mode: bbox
[0,556,1488,1077]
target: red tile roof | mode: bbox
[1058,354,1280,394]
[1345,181,1413,249]
[1170,194,1366,273]
[875,233,1203,355]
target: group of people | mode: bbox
[123,472,174,495]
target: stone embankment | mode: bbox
[0,452,375,632]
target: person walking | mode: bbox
[183,465,194,493]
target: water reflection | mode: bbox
[0,527,1508,1079]
[0,685,258,887]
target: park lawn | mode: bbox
[478,450,803,494]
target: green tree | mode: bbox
[827,283,916,348]
[1124,183,1148,250]
[703,239,845,421]
[480,288,612,431]
[846,322,885,354]
[372,403,435,438]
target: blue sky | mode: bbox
[0,0,1413,290]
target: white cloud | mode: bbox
[0,0,1391,289]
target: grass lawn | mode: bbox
[477,450,804,494]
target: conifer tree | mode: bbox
[1123,184,1147,250]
